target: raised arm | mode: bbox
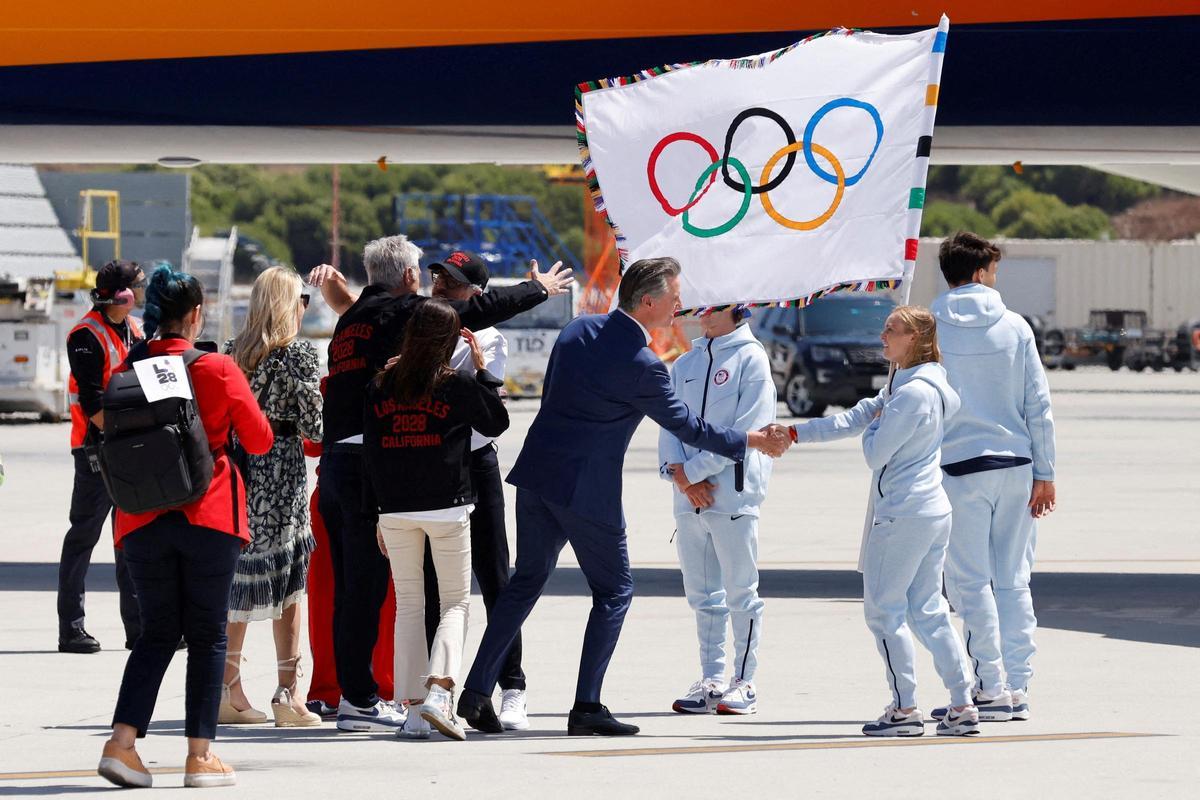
[451,260,574,331]
[792,391,886,445]
[306,264,357,316]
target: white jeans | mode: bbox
[943,465,1038,696]
[675,512,764,683]
[862,513,973,709]
[379,516,471,701]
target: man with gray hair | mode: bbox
[458,257,789,737]
[306,237,573,733]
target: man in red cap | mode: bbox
[58,260,145,653]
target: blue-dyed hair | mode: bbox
[143,262,203,339]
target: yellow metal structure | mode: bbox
[53,267,97,291]
[75,189,121,268]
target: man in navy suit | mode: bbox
[458,257,790,736]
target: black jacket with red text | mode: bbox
[362,369,509,514]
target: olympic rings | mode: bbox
[721,108,796,194]
[647,132,719,216]
[683,157,752,238]
[759,142,845,231]
[803,98,883,187]
[645,97,882,237]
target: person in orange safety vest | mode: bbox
[57,260,146,654]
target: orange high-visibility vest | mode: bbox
[67,310,142,448]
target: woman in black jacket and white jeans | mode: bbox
[364,299,509,741]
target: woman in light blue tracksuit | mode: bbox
[659,307,774,716]
[790,305,979,737]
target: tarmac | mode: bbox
[0,367,1197,798]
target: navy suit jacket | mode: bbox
[507,311,748,529]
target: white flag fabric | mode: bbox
[576,19,949,314]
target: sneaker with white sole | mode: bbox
[97,741,153,788]
[336,698,407,732]
[932,690,1013,722]
[1010,688,1030,721]
[498,689,530,731]
[716,679,757,715]
[306,699,338,718]
[862,704,925,737]
[397,709,432,740]
[936,705,981,736]
[672,678,726,714]
[420,686,466,741]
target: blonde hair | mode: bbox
[232,266,303,376]
[890,305,941,368]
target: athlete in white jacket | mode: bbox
[928,232,1057,723]
[791,306,979,738]
[658,308,774,715]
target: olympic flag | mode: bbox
[576,18,949,313]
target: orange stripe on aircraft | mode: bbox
[2,2,1196,68]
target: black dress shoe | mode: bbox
[59,629,101,654]
[456,688,503,734]
[567,706,640,736]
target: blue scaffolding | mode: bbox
[393,193,581,278]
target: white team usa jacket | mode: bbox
[658,323,776,518]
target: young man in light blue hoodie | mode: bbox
[790,306,979,737]
[659,306,774,715]
[929,232,1057,723]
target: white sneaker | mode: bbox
[498,689,530,731]
[672,678,726,714]
[420,686,466,741]
[397,707,432,740]
[936,705,981,736]
[336,697,407,732]
[1010,688,1030,721]
[716,679,757,715]
[932,689,1013,722]
[862,704,924,737]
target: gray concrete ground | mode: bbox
[0,368,1198,797]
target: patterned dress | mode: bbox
[222,338,323,622]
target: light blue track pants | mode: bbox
[943,465,1038,696]
[675,512,764,683]
[862,513,973,709]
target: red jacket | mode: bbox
[114,336,274,546]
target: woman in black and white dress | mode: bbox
[221,266,323,727]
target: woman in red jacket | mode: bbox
[97,265,273,790]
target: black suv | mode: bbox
[753,293,895,417]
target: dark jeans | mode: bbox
[465,489,632,704]
[58,449,140,641]
[424,445,525,691]
[317,448,391,708]
[112,512,241,739]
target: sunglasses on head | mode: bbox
[301,294,311,308]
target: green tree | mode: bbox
[991,190,1111,239]
[920,200,997,238]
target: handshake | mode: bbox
[747,423,793,459]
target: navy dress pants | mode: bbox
[464,489,632,704]
[112,512,241,739]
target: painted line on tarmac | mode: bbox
[547,731,1161,758]
[0,767,183,781]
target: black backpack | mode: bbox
[99,345,215,514]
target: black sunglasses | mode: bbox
[301,294,311,308]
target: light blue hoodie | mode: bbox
[930,284,1056,480]
[792,362,961,519]
[658,323,775,518]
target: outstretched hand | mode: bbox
[306,264,346,288]
[529,259,574,296]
